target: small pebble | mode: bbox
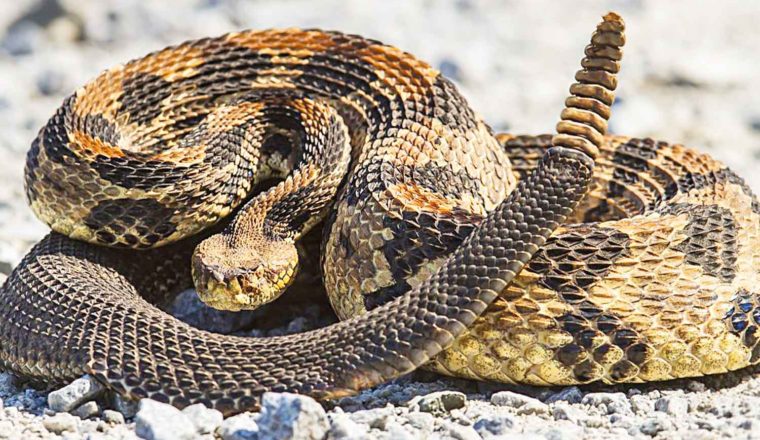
[473,414,517,437]
[630,394,655,414]
[327,412,368,439]
[581,392,632,415]
[546,386,584,404]
[72,400,99,419]
[42,413,78,434]
[181,403,224,435]
[655,395,689,417]
[257,392,330,440]
[552,402,585,424]
[47,375,104,413]
[410,391,467,414]
[135,399,197,440]
[639,413,674,436]
[101,409,125,425]
[217,413,259,440]
[491,391,548,414]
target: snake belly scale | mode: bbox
[1,12,759,415]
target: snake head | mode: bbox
[191,233,299,311]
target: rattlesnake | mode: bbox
[1,13,758,416]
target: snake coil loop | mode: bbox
[552,12,625,159]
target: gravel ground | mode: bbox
[0,0,759,439]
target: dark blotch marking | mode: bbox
[665,203,739,282]
[527,226,631,301]
[84,198,176,248]
[413,163,481,201]
[557,343,585,367]
[678,169,760,215]
[361,209,478,311]
[118,73,173,125]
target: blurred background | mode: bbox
[0,0,758,266]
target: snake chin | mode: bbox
[190,234,299,312]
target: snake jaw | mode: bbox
[191,234,299,311]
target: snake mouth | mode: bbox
[191,253,298,312]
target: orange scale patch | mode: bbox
[149,145,206,165]
[386,182,461,216]
[225,29,336,54]
[72,69,126,119]
[69,130,125,159]
[125,46,206,82]
[358,44,439,89]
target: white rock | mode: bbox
[181,403,224,435]
[217,413,259,440]
[72,401,99,419]
[346,406,395,429]
[47,375,104,413]
[405,411,435,432]
[436,419,481,440]
[0,420,12,438]
[552,402,585,424]
[134,399,196,440]
[491,391,549,415]
[639,413,674,436]
[581,392,632,415]
[630,395,655,414]
[257,392,329,440]
[101,409,125,425]
[385,420,416,440]
[327,412,368,439]
[473,414,517,437]
[42,412,78,434]
[655,395,689,417]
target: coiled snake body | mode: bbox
[1,14,759,415]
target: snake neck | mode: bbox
[192,98,352,311]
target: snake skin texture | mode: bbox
[1,12,758,416]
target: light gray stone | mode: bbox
[0,373,17,398]
[655,395,689,417]
[101,409,125,425]
[0,420,13,438]
[405,411,435,432]
[385,420,415,440]
[348,406,395,429]
[409,391,466,414]
[181,403,224,435]
[437,419,481,440]
[47,375,104,413]
[135,399,196,440]
[639,413,674,436]
[327,412,368,439]
[630,395,655,414]
[42,412,78,434]
[217,413,259,440]
[257,392,329,440]
[581,392,632,415]
[546,387,584,404]
[491,391,548,415]
[72,401,99,419]
[552,402,585,424]
[473,414,517,437]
